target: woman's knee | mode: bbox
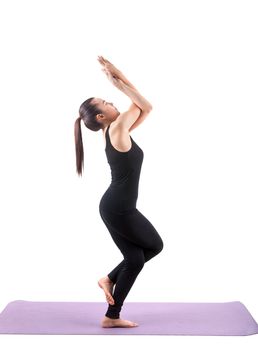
[125,255,145,271]
[155,237,164,255]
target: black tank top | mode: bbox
[100,124,144,213]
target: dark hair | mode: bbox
[74,97,103,176]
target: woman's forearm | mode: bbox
[116,70,138,91]
[120,82,152,111]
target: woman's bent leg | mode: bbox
[100,208,164,319]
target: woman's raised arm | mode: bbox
[98,55,152,111]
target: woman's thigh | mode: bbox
[101,208,163,251]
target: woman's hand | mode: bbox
[101,66,125,90]
[97,55,139,91]
[97,55,121,77]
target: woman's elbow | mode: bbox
[144,104,153,112]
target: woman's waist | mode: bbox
[103,185,138,198]
[99,188,138,210]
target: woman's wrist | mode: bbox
[114,68,138,91]
[120,83,152,111]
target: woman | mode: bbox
[74,56,164,328]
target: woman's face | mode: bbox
[94,97,120,121]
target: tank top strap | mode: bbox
[105,124,111,147]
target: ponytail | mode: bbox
[74,116,84,176]
[74,97,103,176]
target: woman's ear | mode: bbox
[96,113,104,122]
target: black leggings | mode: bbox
[99,208,164,319]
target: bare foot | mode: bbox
[101,316,139,328]
[98,276,115,305]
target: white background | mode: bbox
[0,0,257,348]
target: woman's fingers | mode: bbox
[98,55,108,64]
[100,59,118,83]
[97,56,105,66]
[98,56,118,78]
[98,55,112,67]
[100,55,109,63]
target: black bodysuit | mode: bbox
[99,124,164,319]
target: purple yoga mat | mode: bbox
[0,300,257,335]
